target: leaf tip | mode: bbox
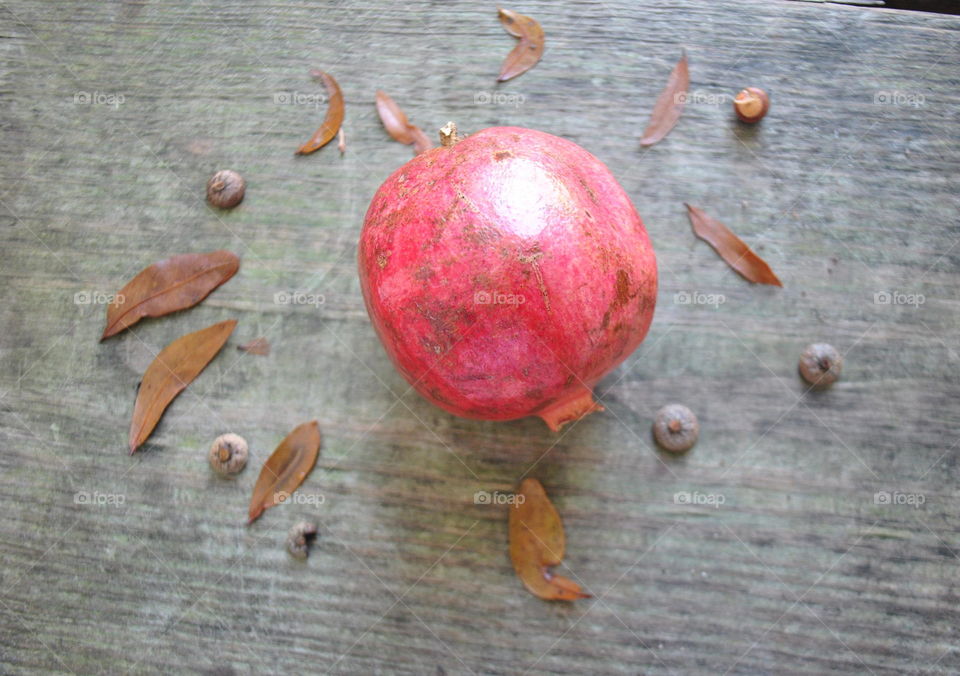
[517,477,542,497]
[101,322,120,341]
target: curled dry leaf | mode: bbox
[509,478,590,601]
[102,250,239,340]
[295,70,345,155]
[497,8,544,82]
[248,420,322,524]
[129,319,237,453]
[375,90,414,144]
[375,90,434,155]
[685,204,782,286]
[237,337,270,356]
[640,51,689,147]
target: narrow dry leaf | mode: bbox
[337,127,346,155]
[237,337,270,356]
[102,250,239,340]
[685,203,783,286]
[497,8,544,82]
[129,319,237,453]
[295,70,344,155]
[640,51,689,147]
[375,90,415,144]
[509,478,590,601]
[248,420,322,524]
[375,90,434,154]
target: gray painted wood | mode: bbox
[0,1,958,673]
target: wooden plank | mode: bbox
[0,0,959,673]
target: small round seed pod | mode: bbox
[206,170,245,208]
[653,404,699,453]
[208,433,248,475]
[286,521,318,559]
[733,87,770,123]
[799,343,842,389]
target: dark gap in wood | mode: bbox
[790,0,960,14]
[882,0,960,14]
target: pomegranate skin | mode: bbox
[358,126,657,430]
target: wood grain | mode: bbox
[0,0,959,673]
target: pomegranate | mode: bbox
[358,124,657,431]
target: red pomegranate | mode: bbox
[358,124,657,430]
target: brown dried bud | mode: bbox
[286,521,318,559]
[799,343,842,389]
[733,87,770,123]
[206,170,245,209]
[653,404,699,453]
[208,433,248,476]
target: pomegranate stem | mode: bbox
[439,121,459,147]
[537,387,604,432]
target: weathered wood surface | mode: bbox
[1,1,958,673]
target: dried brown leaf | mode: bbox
[295,70,344,155]
[640,51,689,147]
[497,8,544,82]
[375,90,415,144]
[685,203,783,286]
[237,337,270,356]
[375,91,434,155]
[129,319,237,453]
[248,420,322,524]
[509,478,590,601]
[102,250,239,340]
